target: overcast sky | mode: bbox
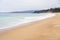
[0,0,60,12]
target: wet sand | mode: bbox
[0,13,60,40]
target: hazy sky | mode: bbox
[0,0,60,12]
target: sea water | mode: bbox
[0,13,56,30]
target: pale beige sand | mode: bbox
[0,13,60,40]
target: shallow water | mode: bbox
[0,13,56,29]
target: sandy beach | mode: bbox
[0,13,60,40]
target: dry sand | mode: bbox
[0,13,60,40]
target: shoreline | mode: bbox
[0,13,60,40]
[0,13,56,30]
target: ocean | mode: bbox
[0,13,56,30]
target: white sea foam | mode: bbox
[0,13,56,30]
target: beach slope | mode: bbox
[0,13,60,40]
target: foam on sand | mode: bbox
[0,13,56,30]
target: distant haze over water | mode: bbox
[0,0,60,12]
